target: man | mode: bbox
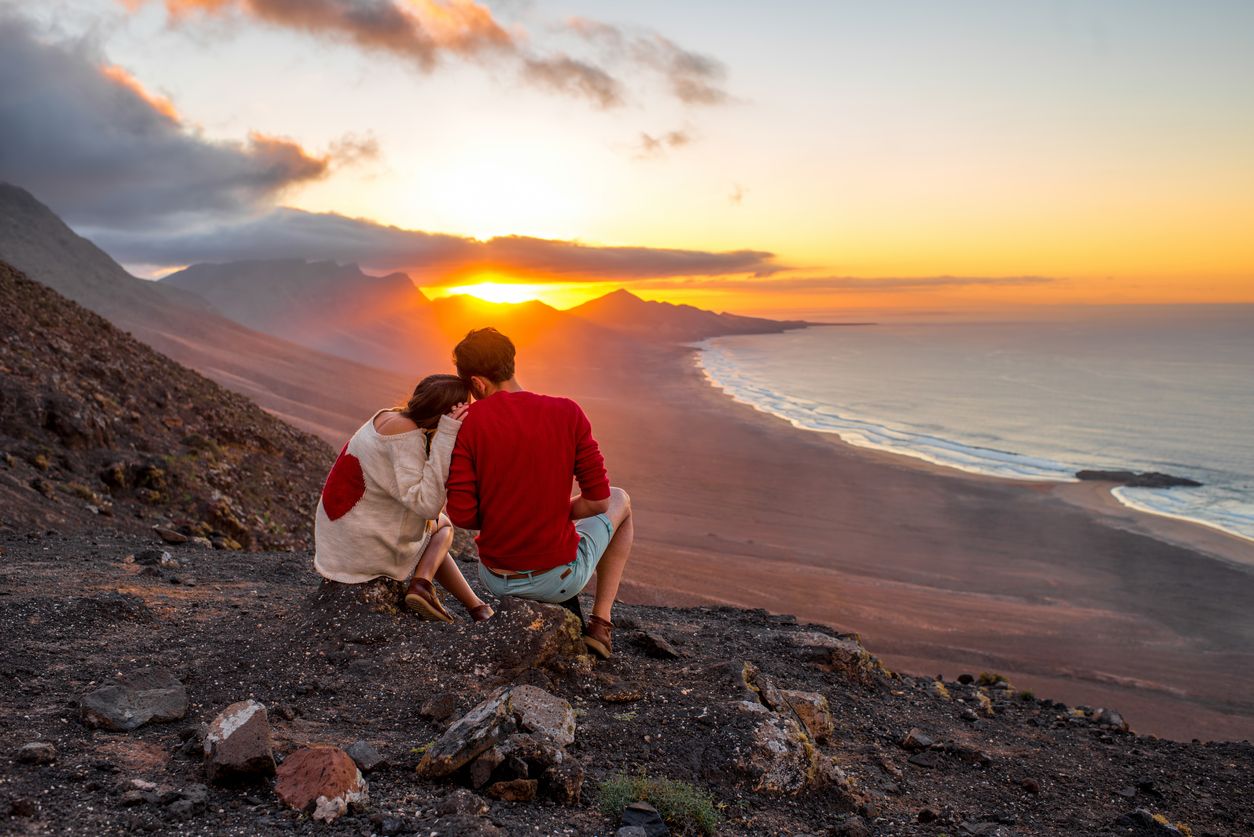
[445,327,633,658]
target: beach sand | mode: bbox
[529,343,1254,742]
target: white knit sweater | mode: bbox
[313,410,461,584]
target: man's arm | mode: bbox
[570,402,610,520]
[446,432,480,530]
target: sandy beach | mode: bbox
[527,341,1254,743]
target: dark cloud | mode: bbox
[642,275,1057,294]
[89,206,781,282]
[0,15,343,229]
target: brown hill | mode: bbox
[569,288,811,342]
[0,183,412,442]
[0,260,331,549]
[161,260,446,374]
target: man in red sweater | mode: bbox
[445,328,633,658]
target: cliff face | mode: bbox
[0,260,331,549]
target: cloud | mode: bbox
[636,129,690,158]
[124,1,729,112]
[88,206,782,282]
[0,15,353,229]
[640,275,1057,294]
[566,17,731,107]
[522,54,623,109]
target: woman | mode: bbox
[313,374,492,622]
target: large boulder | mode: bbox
[275,745,368,823]
[417,687,519,779]
[203,700,275,784]
[787,631,889,685]
[733,701,820,794]
[481,597,587,675]
[80,667,188,732]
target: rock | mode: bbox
[621,801,670,836]
[960,707,979,722]
[345,740,386,773]
[420,692,461,722]
[830,814,871,837]
[482,597,587,675]
[81,667,188,731]
[918,807,940,823]
[908,751,942,769]
[436,788,490,817]
[1020,777,1041,795]
[417,687,518,779]
[760,687,834,743]
[15,741,57,764]
[900,728,934,752]
[417,685,575,780]
[133,548,172,566]
[789,631,888,684]
[739,706,820,794]
[10,797,37,817]
[430,814,505,836]
[153,526,188,544]
[634,631,682,659]
[543,759,584,805]
[957,673,975,684]
[1076,469,1202,488]
[274,745,368,823]
[1095,707,1129,731]
[509,684,576,747]
[616,827,650,837]
[203,700,275,784]
[485,778,537,802]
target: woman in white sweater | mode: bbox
[313,374,492,622]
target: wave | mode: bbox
[696,339,1254,543]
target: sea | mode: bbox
[697,305,1254,543]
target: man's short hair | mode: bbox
[454,327,516,384]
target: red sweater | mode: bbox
[446,390,611,572]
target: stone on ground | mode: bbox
[620,800,670,836]
[80,667,188,732]
[203,700,275,784]
[345,739,386,772]
[275,744,367,823]
[482,597,587,674]
[15,741,57,764]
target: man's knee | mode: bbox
[607,487,631,526]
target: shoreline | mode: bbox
[537,342,1254,743]
[694,335,1254,555]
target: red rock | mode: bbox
[485,778,537,802]
[203,700,275,784]
[275,745,368,823]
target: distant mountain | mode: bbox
[0,259,331,548]
[569,288,810,342]
[163,260,445,374]
[0,183,411,442]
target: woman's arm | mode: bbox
[390,413,462,519]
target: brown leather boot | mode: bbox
[583,615,613,659]
[468,604,495,622]
[404,577,453,622]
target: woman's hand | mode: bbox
[448,402,470,421]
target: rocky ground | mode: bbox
[1,527,1251,836]
[0,261,332,550]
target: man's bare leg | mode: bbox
[592,487,633,622]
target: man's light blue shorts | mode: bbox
[477,513,615,603]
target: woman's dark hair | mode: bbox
[399,374,469,432]
[454,327,516,386]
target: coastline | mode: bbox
[534,341,1254,743]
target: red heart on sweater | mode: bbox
[321,443,366,521]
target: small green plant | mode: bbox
[598,772,720,835]
[977,672,1007,687]
[1019,690,1036,701]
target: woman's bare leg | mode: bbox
[413,516,487,612]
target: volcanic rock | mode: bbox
[15,741,57,764]
[634,631,682,659]
[203,700,275,784]
[345,739,386,773]
[776,689,834,742]
[80,667,188,731]
[900,727,935,752]
[482,597,587,675]
[736,701,819,794]
[274,745,367,823]
[620,801,669,836]
[486,778,537,802]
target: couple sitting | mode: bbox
[312,327,633,658]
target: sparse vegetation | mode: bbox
[977,671,1008,687]
[598,772,720,835]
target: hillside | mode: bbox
[162,260,446,374]
[0,184,412,442]
[569,289,811,342]
[0,260,331,549]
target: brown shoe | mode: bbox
[583,615,613,659]
[404,577,453,622]
[468,604,495,622]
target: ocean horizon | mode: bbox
[697,305,1254,544]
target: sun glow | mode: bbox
[439,282,543,305]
